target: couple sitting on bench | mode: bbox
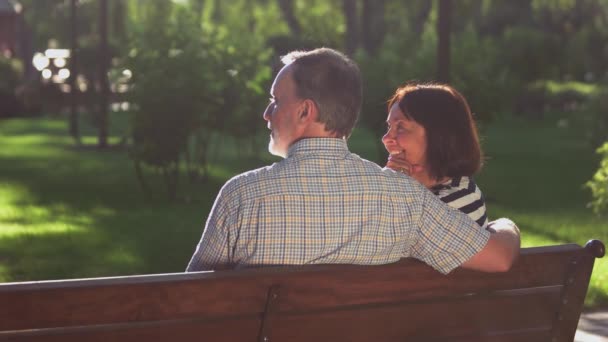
[2,47,604,342]
[186,47,520,274]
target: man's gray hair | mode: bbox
[281,48,362,138]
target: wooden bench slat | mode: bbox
[266,287,561,341]
[440,329,553,342]
[0,291,560,342]
[0,246,582,331]
[0,317,261,342]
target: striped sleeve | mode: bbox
[434,177,488,228]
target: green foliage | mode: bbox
[586,142,608,215]
[0,57,25,119]
[516,80,600,120]
[0,56,23,92]
[126,1,272,198]
[532,0,577,11]
[451,29,521,121]
[583,88,608,147]
[500,27,561,82]
[127,6,200,168]
[294,0,344,46]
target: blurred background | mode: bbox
[0,0,607,307]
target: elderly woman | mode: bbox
[382,83,488,228]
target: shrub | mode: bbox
[127,4,272,200]
[0,57,24,118]
[451,28,522,122]
[584,88,608,148]
[499,27,561,82]
[586,142,608,216]
[0,56,22,92]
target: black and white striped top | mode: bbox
[430,176,488,228]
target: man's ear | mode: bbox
[298,99,318,122]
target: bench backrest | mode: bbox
[0,240,604,342]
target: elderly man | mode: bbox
[187,48,519,274]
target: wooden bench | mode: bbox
[0,240,604,342]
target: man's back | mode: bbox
[187,138,489,273]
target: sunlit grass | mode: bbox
[477,115,607,307]
[0,116,244,282]
[544,80,600,96]
[531,80,603,96]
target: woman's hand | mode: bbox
[386,159,424,176]
[386,159,411,175]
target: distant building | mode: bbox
[0,0,20,58]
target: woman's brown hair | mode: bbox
[387,83,483,181]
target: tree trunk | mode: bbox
[133,160,151,198]
[16,7,34,81]
[163,163,179,202]
[212,0,222,24]
[342,0,359,55]
[69,0,81,145]
[277,0,301,37]
[470,0,484,35]
[437,0,451,83]
[192,0,205,24]
[413,0,432,37]
[361,0,385,56]
[98,0,109,148]
[111,0,127,42]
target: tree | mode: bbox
[586,142,608,216]
[68,0,80,145]
[361,0,386,56]
[342,0,358,54]
[97,0,109,148]
[127,1,272,199]
[339,0,388,56]
[437,0,451,82]
[190,0,205,23]
[412,0,432,37]
[278,0,301,37]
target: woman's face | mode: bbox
[382,103,428,178]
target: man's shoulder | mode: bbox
[218,160,297,199]
[348,155,428,194]
[221,164,276,194]
[218,154,426,200]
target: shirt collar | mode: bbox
[287,138,349,158]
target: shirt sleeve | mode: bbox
[186,183,237,272]
[409,188,490,274]
[436,177,488,228]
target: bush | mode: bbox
[127,7,208,200]
[0,90,24,119]
[0,56,22,92]
[451,28,522,122]
[127,4,272,200]
[499,27,561,82]
[584,88,608,148]
[586,142,608,216]
[0,57,24,118]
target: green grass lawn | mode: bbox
[0,114,606,307]
[476,115,607,306]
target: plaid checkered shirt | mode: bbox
[186,138,490,274]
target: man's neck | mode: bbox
[301,123,341,140]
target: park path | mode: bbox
[576,310,608,342]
